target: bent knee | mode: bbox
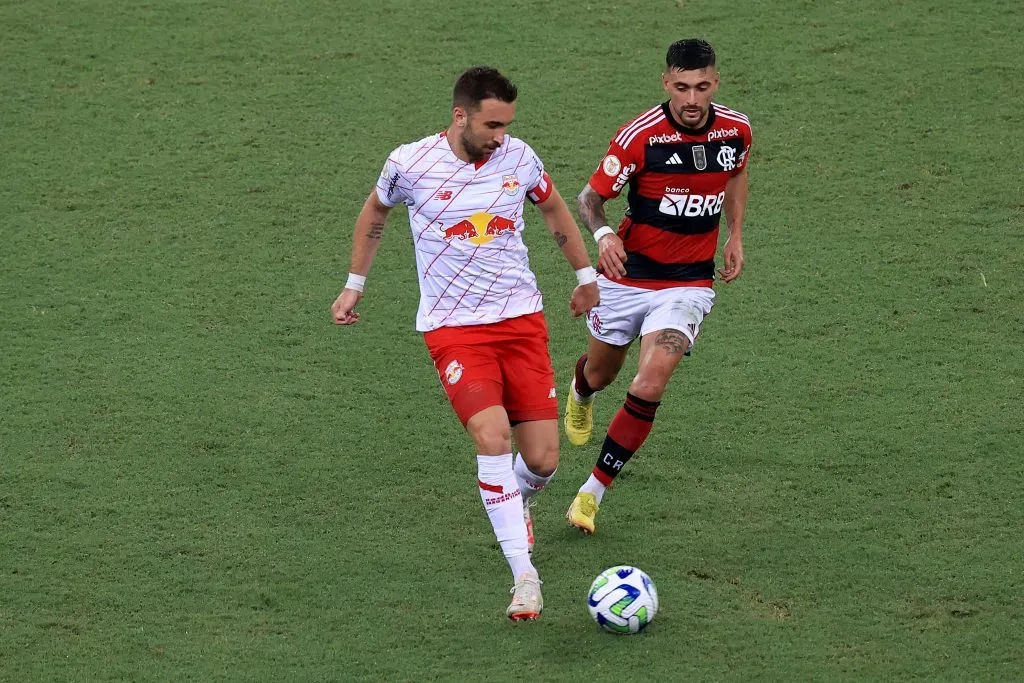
[584,365,617,392]
[467,420,511,455]
[628,376,669,402]
[524,445,559,476]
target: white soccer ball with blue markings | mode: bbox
[587,565,658,634]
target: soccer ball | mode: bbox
[587,565,659,634]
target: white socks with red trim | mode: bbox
[477,454,535,580]
[513,452,555,507]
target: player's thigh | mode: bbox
[497,315,558,424]
[512,419,559,475]
[466,405,514,456]
[635,328,690,395]
[633,288,715,397]
[639,287,715,350]
[586,334,631,385]
[426,343,505,427]
[585,278,649,347]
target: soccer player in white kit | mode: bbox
[331,67,600,620]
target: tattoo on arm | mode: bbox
[654,330,689,356]
[552,231,568,248]
[577,188,608,235]
[367,222,384,239]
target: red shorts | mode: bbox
[424,311,559,426]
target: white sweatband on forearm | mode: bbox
[345,273,367,292]
[593,226,615,243]
[575,266,598,286]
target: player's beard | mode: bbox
[676,104,708,129]
[461,131,499,162]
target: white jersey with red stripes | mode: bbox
[376,131,554,332]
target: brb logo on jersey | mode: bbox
[659,191,725,217]
[441,211,517,245]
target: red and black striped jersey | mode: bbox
[588,102,752,289]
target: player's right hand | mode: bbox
[597,234,627,279]
[331,289,362,325]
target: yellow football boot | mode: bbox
[563,381,595,446]
[566,492,600,535]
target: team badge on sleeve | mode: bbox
[502,175,520,195]
[602,155,622,176]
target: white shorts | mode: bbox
[585,278,716,348]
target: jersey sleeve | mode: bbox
[587,132,645,200]
[734,123,753,175]
[523,144,555,204]
[375,146,413,207]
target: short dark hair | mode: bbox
[666,39,716,71]
[453,66,518,110]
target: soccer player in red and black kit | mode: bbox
[565,39,752,534]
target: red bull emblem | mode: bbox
[502,174,520,196]
[440,212,517,245]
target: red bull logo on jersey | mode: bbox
[440,211,517,245]
[502,174,520,196]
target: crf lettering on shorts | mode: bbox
[658,191,725,217]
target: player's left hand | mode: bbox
[331,288,363,325]
[719,238,744,283]
[570,282,600,318]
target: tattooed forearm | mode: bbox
[366,222,384,239]
[577,186,609,234]
[654,330,689,355]
[553,231,568,248]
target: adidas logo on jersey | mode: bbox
[665,153,684,165]
[707,126,740,141]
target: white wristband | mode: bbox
[593,226,615,243]
[345,273,366,292]
[575,266,598,286]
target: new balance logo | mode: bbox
[434,190,453,201]
[665,153,684,165]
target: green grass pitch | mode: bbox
[2,0,1022,680]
